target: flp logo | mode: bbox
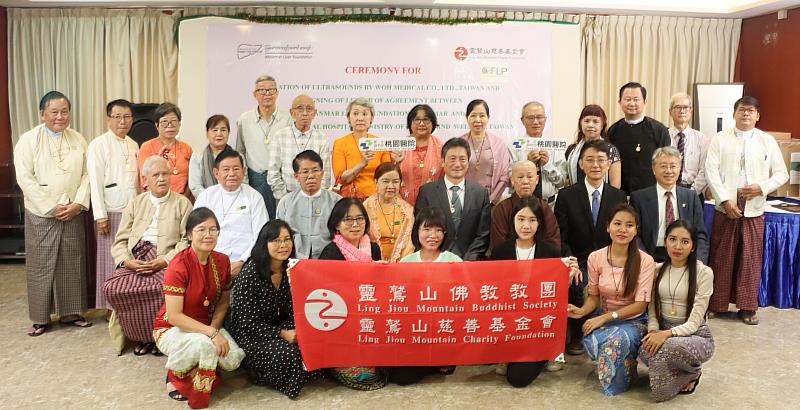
[454,46,468,61]
[304,289,348,331]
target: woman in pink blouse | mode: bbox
[567,204,654,396]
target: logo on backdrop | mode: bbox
[236,43,313,61]
[237,44,263,60]
[455,47,527,61]
[454,46,468,61]
[305,289,348,331]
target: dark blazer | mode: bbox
[491,238,561,261]
[415,178,491,261]
[629,185,709,263]
[318,241,382,261]
[554,181,628,267]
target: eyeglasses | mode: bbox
[523,115,547,122]
[292,105,315,113]
[736,107,758,115]
[109,114,133,122]
[269,238,293,246]
[255,88,278,96]
[671,105,692,112]
[413,118,432,125]
[342,216,366,226]
[158,119,180,127]
[581,158,608,165]
[193,227,220,237]
[297,168,322,177]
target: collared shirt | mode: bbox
[276,188,341,259]
[444,177,466,208]
[655,183,679,247]
[142,192,169,243]
[236,107,292,173]
[194,184,269,262]
[669,126,710,194]
[734,128,756,188]
[584,177,605,210]
[266,123,332,199]
[624,116,645,125]
[87,130,140,220]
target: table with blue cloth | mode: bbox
[704,197,800,308]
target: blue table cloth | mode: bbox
[704,198,800,308]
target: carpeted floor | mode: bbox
[1,260,798,409]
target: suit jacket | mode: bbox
[554,181,627,267]
[629,185,709,263]
[491,238,561,261]
[415,178,491,261]
[318,241,382,261]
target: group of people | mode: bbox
[13,76,788,408]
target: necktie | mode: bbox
[665,191,675,226]
[676,132,686,183]
[449,185,463,227]
[591,190,600,225]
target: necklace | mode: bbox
[199,255,219,308]
[257,108,276,145]
[159,139,179,175]
[378,201,400,241]
[416,139,429,169]
[667,265,689,315]
[115,135,132,171]
[470,134,487,172]
[221,189,243,221]
[606,247,625,296]
[46,133,66,170]
[291,126,312,152]
[515,241,535,260]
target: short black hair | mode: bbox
[249,219,296,280]
[292,149,323,173]
[411,207,451,252]
[214,148,244,168]
[406,104,438,133]
[106,99,132,116]
[618,82,647,102]
[39,91,71,112]
[185,207,219,243]
[327,197,370,239]
[441,137,471,162]
[466,99,490,117]
[734,96,760,112]
[510,196,545,243]
[579,138,610,160]
[154,102,182,122]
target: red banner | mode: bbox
[288,259,568,370]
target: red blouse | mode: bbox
[153,247,232,330]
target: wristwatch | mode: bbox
[611,311,619,320]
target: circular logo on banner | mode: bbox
[454,46,468,61]
[304,289,348,331]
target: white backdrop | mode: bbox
[179,17,581,154]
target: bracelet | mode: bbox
[208,329,219,340]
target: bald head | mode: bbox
[511,160,540,198]
[290,94,316,132]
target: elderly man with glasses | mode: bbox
[667,93,710,196]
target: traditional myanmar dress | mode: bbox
[153,248,245,409]
[363,195,415,262]
[399,135,443,205]
[460,132,510,204]
[226,260,322,398]
[138,138,193,195]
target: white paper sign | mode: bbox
[358,137,417,152]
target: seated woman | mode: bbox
[639,220,714,401]
[318,197,386,390]
[104,155,192,356]
[226,219,322,398]
[567,204,654,396]
[153,207,245,408]
[491,197,581,386]
[188,114,247,198]
[364,162,415,262]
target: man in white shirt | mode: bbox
[194,150,268,277]
[667,92,709,196]
[276,150,342,259]
[512,101,565,200]
[267,95,332,201]
[87,99,140,311]
[235,74,292,219]
[705,96,788,325]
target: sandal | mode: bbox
[166,376,187,402]
[27,323,49,337]
[134,342,154,356]
[152,345,164,357]
[59,316,93,328]
[678,373,701,395]
[738,310,759,325]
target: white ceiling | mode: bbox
[2,0,799,18]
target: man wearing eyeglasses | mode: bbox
[235,75,292,219]
[705,96,787,325]
[194,149,268,277]
[87,99,141,312]
[512,101,565,201]
[266,95,332,201]
[276,150,342,259]
[667,93,709,196]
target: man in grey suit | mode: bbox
[415,137,491,261]
[630,146,709,263]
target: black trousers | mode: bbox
[506,361,547,387]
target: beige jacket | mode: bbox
[111,191,192,265]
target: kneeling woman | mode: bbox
[491,197,580,387]
[318,197,386,390]
[639,220,714,401]
[153,207,245,408]
[226,220,322,398]
[567,204,654,396]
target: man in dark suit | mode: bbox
[630,146,709,263]
[554,139,627,355]
[416,138,490,261]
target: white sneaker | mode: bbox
[495,363,508,375]
[545,360,564,372]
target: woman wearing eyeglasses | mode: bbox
[153,207,244,408]
[138,102,194,198]
[318,197,386,389]
[399,104,443,205]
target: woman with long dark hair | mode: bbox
[639,220,714,401]
[567,204,654,396]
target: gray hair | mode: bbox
[669,92,692,109]
[254,74,276,85]
[141,155,169,177]
[346,97,375,118]
[652,146,682,164]
[520,101,545,116]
